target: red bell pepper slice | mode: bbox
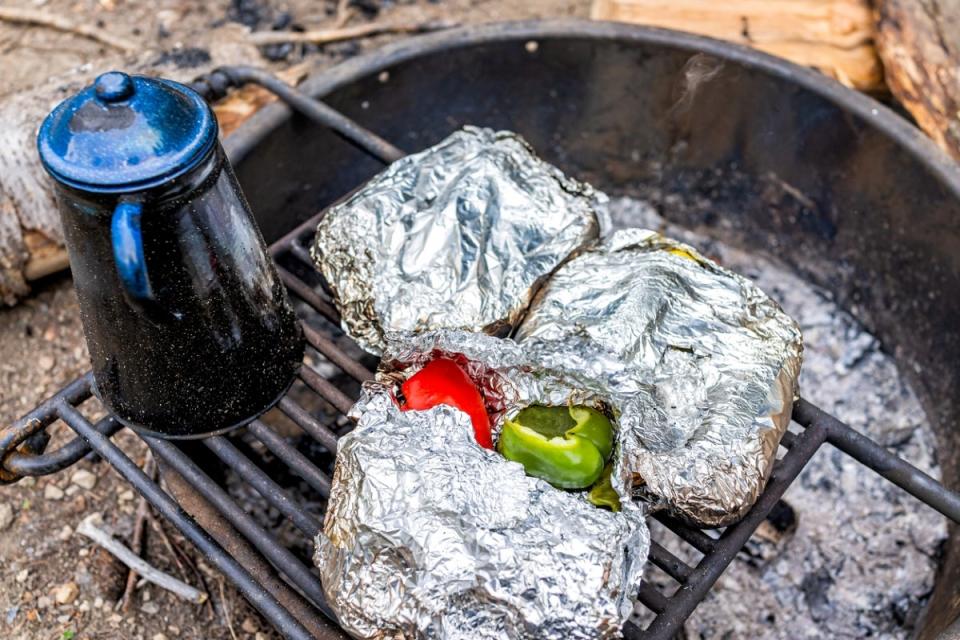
[400,358,493,449]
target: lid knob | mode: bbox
[94,71,135,103]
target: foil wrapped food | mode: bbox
[315,383,649,640]
[310,126,602,354]
[516,229,804,527]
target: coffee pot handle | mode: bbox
[111,201,154,305]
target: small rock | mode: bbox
[93,597,103,608]
[69,495,87,513]
[78,600,90,612]
[56,614,70,624]
[0,502,14,531]
[152,634,168,640]
[15,569,30,583]
[65,485,80,497]
[54,582,79,605]
[71,469,98,490]
[241,617,259,633]
[19,477,36,488]
[44,484,64,501]
[5,606,18,625]
[36,596,52,609]
[118,490,135,502]
[109,613,123,624]
[140,601,160,615]
[38,355,55,371]
[26,609,38,622]
[167,625,181,636]
[58,525,73,541]
[255,634,268,640]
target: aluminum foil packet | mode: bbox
[311,126,602,354]
[315,383,649,640]
[515,229,803,527]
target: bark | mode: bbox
[875,0,960,162]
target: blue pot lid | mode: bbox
[37,71,217,193]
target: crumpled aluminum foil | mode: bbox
[310,126,602,354]
[315,384,649,640]
[516,229,804,527]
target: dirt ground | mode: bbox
[0,1,589,639]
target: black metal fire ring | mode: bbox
[4,19,960,640]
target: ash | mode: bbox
[608,197,948,639]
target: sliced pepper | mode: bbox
[400,358,493,449]
[497,404,614,489]
[587,463,621,512]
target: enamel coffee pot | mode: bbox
[37,71,303,438]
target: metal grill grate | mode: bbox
[3,68,960,640]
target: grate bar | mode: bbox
[636,582,669,615]
[278,396,340,452]
[248,419,333,497]
[148,437,336,621]
[794,399,960,522]
[211,66,405,164]
[640,418,828,639]
[297,366,356,416]
[205,436,322,536]
[55,403,317,640]
[288,242,316,270]
[650,513,717,555]
[647,541,692,584]
[278,266,341,324]
[4,415,121,478]
[301,323,375,384]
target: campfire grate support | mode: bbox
[2,68,959,640]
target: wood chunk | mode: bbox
[875,0,960,162]
[591,0,884,90]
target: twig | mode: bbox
[119,454,156,612]
[334,0,353,28]
[0,6,138,52]
[248,19,455,47]
[218,579,239,640]
[147,510,216,621]
[77,515,207,604]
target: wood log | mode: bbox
[874,0,960,162]
[0,24,283,306]
[590,0,884,91]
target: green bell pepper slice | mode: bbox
[497,404,614,490]
[587,463,621,512]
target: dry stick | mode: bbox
[119,454,157,612]
[218,579,240,640]
[0,6,138,52]
[76,515,207,604]
[333,0,353,28]
[247,19,454,46]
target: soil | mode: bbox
[0,1,588,639]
